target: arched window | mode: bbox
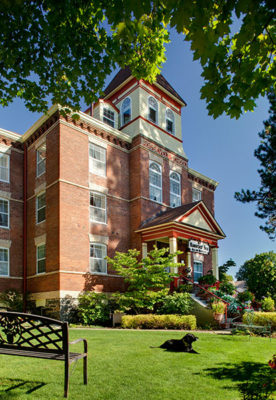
[166,109,175,135]
[170,171,181,207]
[121,97,131,126]
[149,161,162,203]
[148,96,158,124]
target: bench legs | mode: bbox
[64,360,69,398]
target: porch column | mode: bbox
[142,242,148,259]
[186,251,192,278]
[212,247,219,280]
[169,237,178,274]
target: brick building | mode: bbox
[0,68,225,315]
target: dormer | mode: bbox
[92,99,119,129]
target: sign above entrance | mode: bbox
[188,240,209,255]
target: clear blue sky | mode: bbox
[0,29,274,278]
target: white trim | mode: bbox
[0,144,11,154]
[36,242,46,275]
[104,76,134,100]
[170,170,181,208]
[121,97,132,127]
[0,190,11,200]
[0,247,9,277]
[149,160,162,204]
[89,234,109,245]
[0,152,10,183]
[149,151,163,165]
[90,191,107,224]
[36,144,46,178]
[90,242,107,274]
[34,234,47,246]
[36,191,46,224]
[0,240,11,248]
[89,142,106,177]
[89,182,108,194]
[88,135,108,149]
[148,96,159,125]
[35,182,46,195]
[22,104,60,142]
[165,108,175,136]
[192,187,202,202]
[0,127,21,140]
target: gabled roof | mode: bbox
[103,67,186,105]
[137,201,225,238]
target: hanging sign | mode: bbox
[188,240,209,255]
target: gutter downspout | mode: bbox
[23,144,27,312]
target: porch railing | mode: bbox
[174,275,229,325]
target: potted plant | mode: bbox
[211,301,226,323]
[268,355,276,370]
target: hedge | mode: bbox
[121,314,197,330]
[243,312,276,330]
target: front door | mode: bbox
[193,261,203,282]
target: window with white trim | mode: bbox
[36,144,46,177]
[170,171,181,207]
[121,97,131,126]
[89,143,106,177]
[103,107,115,127]
[149,161,162,203]
[36,192,46,223]
[0,153,9,182]
[90,192,106,224]
[90,243,107,274]
[37,243,46,274]
[148,96,158,124]
[192,188,202,202]
[166,109,175,135]
[0,248,9,276]
[0,198,9,228]
[193,261,203,282]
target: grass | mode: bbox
[0,329,274,399]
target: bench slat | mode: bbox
[0,348,87,361]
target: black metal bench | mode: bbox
[0,311,87,397]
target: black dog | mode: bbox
[151,333,199,353]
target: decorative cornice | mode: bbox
[188,168,218,190]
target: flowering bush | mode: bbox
[261,297,275,312]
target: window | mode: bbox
[36,192,46,223]
[37,244,46,274]
[36,144,46,177]
[90,243,107,274]
[90,192,106,224]
[149,161,162,203]
[148,96,158,124]
[193,261,203,282]
[89,143,106,177]
[0,153,9,182]
[0,248,9,276]
[170,172,181,207]
[121,97,131,126]
[192,188,202,202]
[166,109,175,135]
[103,107,115,127]
[0,198,9,228]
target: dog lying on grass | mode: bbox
[151,333,199,353]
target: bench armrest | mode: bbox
[69,338,88,353]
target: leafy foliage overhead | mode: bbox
[0,0,275,117]
[235,92,276,240]
[236,251,276,301]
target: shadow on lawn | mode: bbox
[0,377,46,397]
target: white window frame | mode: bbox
[121,97,132,126]
[90,192,107,224]
[192,188,202,202]
[0,152,9,183]
[0,247,9,277]
[36,192,46,224]
[166,108,175,135]
[0,198,9,229]
[103,107,115,127]
[36,144,46,177]
[89,143,106,177]
[193,261,203,283]
[149,161,162,203]
[148,96,158,125]
[90,243,107,274]
[170,171,181,208]
[36,243,46,274]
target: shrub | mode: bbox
[121,314,196,330]
[198,274,217,286]
[219,281,235,295]
[177,284,193,293]
[78,292,110,326]
[243,312,276,330]
[261,297,275,312]
[0,289,24,311]
[238,291,254,303]
[156,292,192,315]
[211,301,226,314]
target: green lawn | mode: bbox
[0,329,274,400]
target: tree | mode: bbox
[0,1,275,117]
[106,246,182,314]
[218,258,236,282]
[236,251,276,301]
[235,92,276,240]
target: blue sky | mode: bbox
[0,29,274,278]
